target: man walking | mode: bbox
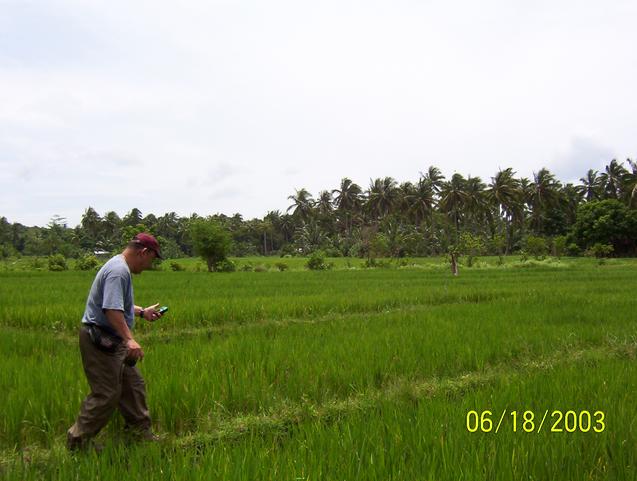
[67,233,164,450]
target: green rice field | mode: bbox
[0,257,635,480]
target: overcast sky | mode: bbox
[1,0,636,227]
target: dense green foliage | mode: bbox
[189,218,233,272]
[47,254,68,272]
[0,259,635,479]
[1,159,637,264]
[571,199,637,255]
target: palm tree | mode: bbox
[81,207,102,246]
[487,168,522,253]
[260,219,273,255]
[265,210,288,250]
[623,159,637,207]
[409,177,435,227]
[332,178,363,235]
[396,181,416,222]
[439,173,468,239]
[528,168,560,234]
[287,188,314,222]
[420,167,445,241]
[295,220,327,255]
[123,208,143,228]
[600,159,629,200]
[102,211,121,249]
[366,177,398,221]
[279,214,295,244]
[464,176,488,232]
[315,190,336,238]
[143,213,158,230]
[316,190,334,217]
[578,169,602,201]
[422,166,445,197]
[561,183,583,225]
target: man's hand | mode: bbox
[143,303,162,322]
[126,339,144,361]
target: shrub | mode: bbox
[566,243,581,257]
[369,234,389,259]
[169,261,186,272]
[189,218,233,272]
[279,245,295,257]
[254,264,269,272]
[239,263,254,272]
[524,236,548,260]
[29,257,45,270]
[552,236,568,259]
[585,243,614,260]
[215,259,237,272]
[0,244,17,259]
[306,251,327,270]
[275,262,289,272]
[48,254,68,271]
[572,199,637,255]
[363,258,392,269]
[76,254,100,271]
[459,232,486,267]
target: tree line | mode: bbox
[2,158,637,261]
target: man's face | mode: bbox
[135,248,156,273]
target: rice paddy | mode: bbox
[0,257,635,480]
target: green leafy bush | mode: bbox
[275,262,289,272]
[572,200,637,255]
[306,251,328,270]
[29,257,45,270]
[552,236,568,259]
[566,243,581,257]
[585,243,614,261]
[364,258,392,269]
[0,244,17,259]
[459,233,486,267]
[48,254,68,271]
[75,254,100,271]
[189,218,233,272]
[215,259,237,272]
[524,236,548,260]
[169,261,186,272]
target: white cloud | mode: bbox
[1,0,636,225]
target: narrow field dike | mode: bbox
[1,259,636,480]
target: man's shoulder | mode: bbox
[99,255,131,280]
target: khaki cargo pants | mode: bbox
[67,326,151,447]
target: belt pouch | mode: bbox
[86,325,121,353]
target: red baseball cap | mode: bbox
[132,233,162,259]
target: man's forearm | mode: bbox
[104,309,134,341]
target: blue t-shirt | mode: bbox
[82,254,135,336]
